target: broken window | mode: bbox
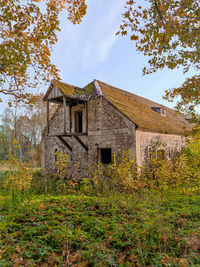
[100,148,112,164]
[75,111,83,133]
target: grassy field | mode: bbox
[0,190,200,266]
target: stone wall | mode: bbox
[42,134,88,178]
[42,103,88,177]
[87,97,136,165]
[135,130,185,167]
[42,96,136,177]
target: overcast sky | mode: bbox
[0,0,197,113]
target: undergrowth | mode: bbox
[0,138,200,266]
[0,192,200,266]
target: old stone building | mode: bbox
[41,79,192,177]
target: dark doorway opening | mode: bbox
[75,111,83,133]
[100,148,112,164]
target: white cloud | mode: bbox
[52,0,125,73]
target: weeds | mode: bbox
[0,139,200,266]
[0,193,199,266]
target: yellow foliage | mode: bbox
[5,140,33,195]
[54,151,69,179]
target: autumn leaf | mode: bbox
[119,0,200,115]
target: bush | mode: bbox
[81,151,141,195]
[81,141,200,196]
[140,142,200,192]
[1,140,33,204]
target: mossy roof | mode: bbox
[52,80,95,100]
[97,80,192,134]
[52,80,78,96]
[46,79,192,134]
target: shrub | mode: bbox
[81,151,140,195]
[53,151,69,179]
[82,142,200,196]
[140,144,200,192]
[2,140,33,202]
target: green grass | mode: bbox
[0,191,200,266]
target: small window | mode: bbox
[160,108,166,117]
[100,148,112,164]
[75,111,83,133]
[151,107,166,116]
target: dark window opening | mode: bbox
[100,148,112,164]
[75,111,83,133]
[55,148,58,161]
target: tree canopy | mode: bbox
[0,0,86,104]
[119,0,200,114]
[1,0,199,113]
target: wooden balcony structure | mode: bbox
[43,80,89,152]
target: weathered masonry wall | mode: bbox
[135,130,185,166]
[87,96,136,165]
[43,103,88,178]
[48,103,87,136]
[42,96,137,178]
[42,134,88,178]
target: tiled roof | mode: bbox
[47,79,192,134]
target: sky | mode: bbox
[0,0,197,113]
[50,0,195,108]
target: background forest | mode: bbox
[0,94,57,165]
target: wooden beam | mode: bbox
[48,133,87,137]
[57,136,72,152]
[74,135,88,151]
[63,96,66,134]
[86,101,88,133]
[47,101,50,135]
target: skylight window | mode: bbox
[151,107,166,117]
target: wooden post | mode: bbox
[63,96,66,134]
[69,103,72,133]
[47,101,50,135]
[86,101,88,134]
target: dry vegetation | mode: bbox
[0,137,200,266]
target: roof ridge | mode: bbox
[52,79,82,89]
[94,79,102,96]
[96,79,175,112]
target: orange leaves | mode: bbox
[119,0,200,113]
[38,202,46,211]
[130,35,139,41]
[1,0,87,104]
[66,0,87,24]
[178,258,189,267]
[15,245,23,254]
